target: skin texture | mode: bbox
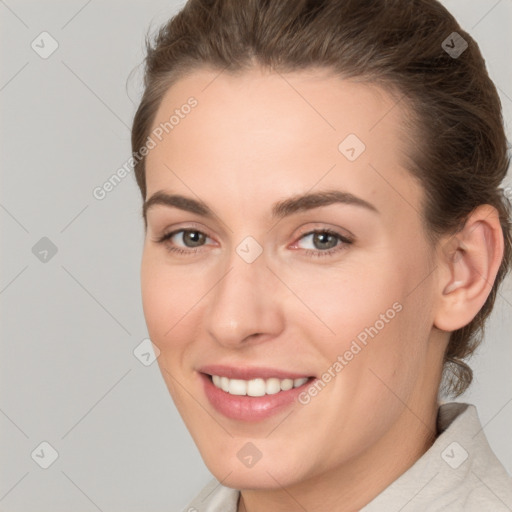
[140,67,504,512]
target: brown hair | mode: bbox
[131,0,511,397]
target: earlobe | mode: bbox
[434,205,504,332]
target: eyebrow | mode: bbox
[142,189,379,223]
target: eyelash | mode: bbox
[155,228,353,258]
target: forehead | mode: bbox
[144,67,422,222]
[148,67,409,149]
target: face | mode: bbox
[140,67,442,490]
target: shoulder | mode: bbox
[181,478,240,512]
[449,403,512,510]
[363,402,512,511]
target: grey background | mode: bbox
[0,0,511,510]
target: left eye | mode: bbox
[295,229,351,252]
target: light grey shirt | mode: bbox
[182,402,512,511]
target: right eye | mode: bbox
[155,228,214,255]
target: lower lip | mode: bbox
[200,373,314,422]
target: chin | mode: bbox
[210,464,302,491]
[198,442,309,490]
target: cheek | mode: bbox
[286,259,405,350]
[293,253,429,400]
[140,258,170,339]
[140,250,205,341]
[313,244,432,353]
[140,253,202,406]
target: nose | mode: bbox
[204,248,285,349]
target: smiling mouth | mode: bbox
[207,374,313,396]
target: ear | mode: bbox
[433,204,504,332]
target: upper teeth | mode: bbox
[211,375,309,396]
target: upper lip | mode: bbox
[198,364,313,380]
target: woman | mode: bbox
[131,0,512,510]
